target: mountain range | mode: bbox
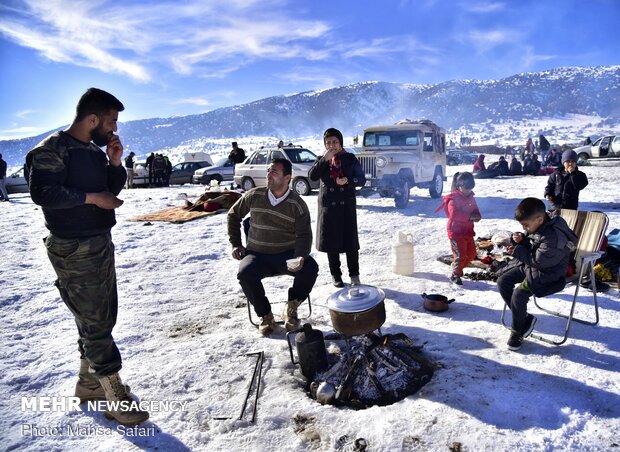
[2,65,619,166]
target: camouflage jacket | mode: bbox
[26,131,127,238]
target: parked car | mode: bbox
[192,157,235,185]
[168,161,212,185]
[447,148,478,166]
[233,145,319,195]
[5,167,29,194]
[574,135,620,160]
[133,154,213,187]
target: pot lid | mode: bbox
[327,285,385,313]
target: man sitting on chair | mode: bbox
[227,158,319,335]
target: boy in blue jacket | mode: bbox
[497,198,578,351]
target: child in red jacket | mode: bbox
[436,172,482,285]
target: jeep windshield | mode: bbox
[284,148,317,163]
[363,131,420,148]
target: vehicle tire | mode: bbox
[212,174,223,183]
[241,177,255,191]
[394,180,410,209]
[447,158,456,166]
[292,177,311,196]
[577,152,589,161]
[202,176,212,185]
[429,171,443,198]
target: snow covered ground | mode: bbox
[1,158,619,451]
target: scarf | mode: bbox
[329,150,346,181]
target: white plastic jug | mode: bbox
[392,232,414,276]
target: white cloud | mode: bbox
[460,1,506,13]
[171,97,210,106]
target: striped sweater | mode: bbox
[227,187,313,256]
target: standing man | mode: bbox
[124,151,135,188]
[228,141,246,165]
[26,88,148,425]
[146,152,154,187]
[0,153,8,201]
[227,158,318,335]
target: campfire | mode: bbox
[308,332,434,409]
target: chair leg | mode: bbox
[500,303,510,330]
[529,260,600,345]
[247,294,313,327]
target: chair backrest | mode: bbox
[558,209,609,274]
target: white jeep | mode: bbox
[357,119,447,208]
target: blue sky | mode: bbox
[1,0,619,140]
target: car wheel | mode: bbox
[241,177,255,191]
[201,176,212,185]
[213,174,223,183]
[292,177,310,196]
[429,171,443,198]
[394,180,410,209]
[577,152,589,161]
[447,158,456,166]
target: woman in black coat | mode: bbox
[309,128,366,287]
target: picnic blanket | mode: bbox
[131,191,242,224]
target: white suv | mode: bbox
[233,145,319,195]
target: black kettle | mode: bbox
[287,323,328,380]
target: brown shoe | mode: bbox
[281,300,301,332]
[98,373,149,425]
[258,312,276,336]
[74,359,130,403]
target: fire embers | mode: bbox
[310,333,434,409]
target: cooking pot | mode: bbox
[422,293,455,313]
[327,285,386,336]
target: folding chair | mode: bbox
[501,209,609,345]
[240,218,313,327]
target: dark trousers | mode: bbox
[497,266,531,333]
[327,250,359,278]
[45,233,122,377]
[237,250,319,317]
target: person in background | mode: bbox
[163,155,172,186]
[309,128,366,287]
[539,134,551,166]
[0,153,9,201]
[227,158,319,335]
[544,149,589,215]
[509,156,523,175]
[544,148,562,168]
[497,197,577,351]
[473,154,486,173]
[124,151,135,188]
[25,87,148,425]
[525,137,535,156]
[435,172,481,285]
[523,153,541,176]
[228,141,246,165]
[146,152,154,187]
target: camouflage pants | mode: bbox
[45,232,122,377]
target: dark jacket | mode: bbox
[26,131,126,238]
[309,151,365,252]
[509,158,522,175]
[228,148,246,164]
[509,215,578,297]
[544,167,589,211]
[523,157,541,176]
[0,157,6,179]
